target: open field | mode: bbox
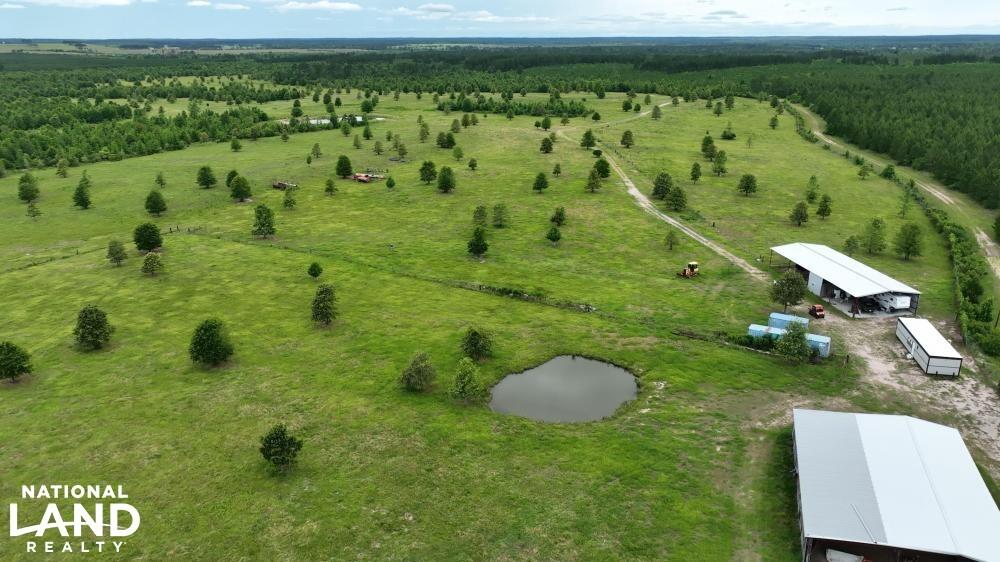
[0,91,992,560]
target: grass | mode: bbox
[0,91,965,560]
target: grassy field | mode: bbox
[0,92,964,559]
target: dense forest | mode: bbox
[1,42,998,207]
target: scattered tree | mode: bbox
[0,341,32,382]
[769,115,779,129]
[133,222,162,252]
[451,357,487,403]
[843,235,862,256]
[652,172,673,200]
[189,318,234,366]
[252,204,276,238]
[770,269,807,312]
[335,155,353,178]
[307,262,323,279]
[259,424,303,473]
[73,305,113,350]
[467,158,478,171]
[690,162,702,183]
[620,130,635,148]
[461,327,494,361]
[26,202,41,220]
[141,252,163,276]
[283,189,297,210]
[311,284,337,326]
[56,159,68,178]
[73,172,91,209]
[18,173,39,203]
[585,168,602,193]
[492,204,509,228]
[453,146,464,161]
[805,175,819,203]
[540,137,554,154]
[665,229,680,250]
[790,201,809,226]
[737,174,758,197]
[651,105,662,120]
[230,138,242,152]
[226,169,239,188]
[552,163,562,177]
[893,222,923,260]
[472,205,488,226]
[155,172,167,189]
[817,194,832,220]
[419,161,437,184]
[594,158,611,179]
[324,179,338,196]
[580,129,596,149]
[437,166,456,193]
[862,217,887,254]
[711,151,728,176]
[107,240,127,266]
[230,175,252,202]
[532,172,549,194]
[468,226,489,257]
[776,322,812,363]
[400,353,436,392]
[551,206,566,226]
[701,135,716,160]
[665,185,687,211]
[196,165,217,189]
[145,190,167,215]
[546,225,562,245]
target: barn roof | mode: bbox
[793,409,1000,562]
[771,242,919,297]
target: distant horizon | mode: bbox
[4,33,1000,41]
[1,0,997,40]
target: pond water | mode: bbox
[489,355,638,423]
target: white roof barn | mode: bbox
[772,243,919,298]
[793,409,1000,562]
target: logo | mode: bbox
[8,485,140,554]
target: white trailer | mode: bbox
[875,292,911,312]
[895,317,962,376]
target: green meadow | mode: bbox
[0,92,962,559]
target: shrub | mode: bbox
[461,327,494,360]
[451,357,487,403]
[0,341,32,382]
[189,319,234,366]
[400,353,436,392]
[141,252,163,276]
[307,262,323,279]
[73,305,113,350]
[259,424,303,473]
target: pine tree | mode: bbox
[373,141,384,155]
[805,175,820,203]
[226,169,239,188]
[843,236,862,256]
[26,202,41,220]
[230,138,242,152]
[437,166,456,193]
[311,284,337,326]
[252,204,276,238]
[453,146,464,161]
[665,230,680,250]
[468,158,478,171]
[18,173,39,203]
[594,158,611,179]
[324,179,338,196]
[552,163,562,177]
[196,166,217,189]
[893,223,923,260]
[652,172,673,199]
[419,161,437,184]
[532,172,549,194]
[189,318,233,366]
[701,134,716,161]
[386,176,396,189]
[546,226,562,245]
[790,201,809,226]
[540,137,554,153]
[468,226,489,257]
[307,262,323,279]
[283,189,297,210]
[155,172,167,189]
[335,155,353,178]
[580,129,596,149]
[492,204,509,228]
[585,168,602,193]
[107,240,127,266]
[473,205,488,226]
[461,327,493,360]
[141,252,163,276]
[769,115,779,129]
[548,207,566,227]
[0,341,32,382]
[56,159,68,178]
[73,172,91,209]
[73,305,113,350]
[817,194,832,219]
[620,130,635,148]
[862,218,887,254]
[711,151,728,176]
[230,176,252,202]
[690,162,702,183]
[259,424,303,473]
[145,190,167,216]
[651,105,662,120]
[400,353,436,391]
[665,185,687,211]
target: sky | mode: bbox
[0,0,998,39]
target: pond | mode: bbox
[489,355,638,423]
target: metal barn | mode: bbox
[792,409,1000,562]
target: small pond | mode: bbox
[489,355,638,423]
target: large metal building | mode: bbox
[793,409,1000,562]
[771,243,920,317]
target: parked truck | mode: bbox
[875,293,911,312]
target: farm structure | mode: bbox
[770,243,920,318]
[747,313,831,357]
[792,409,1000,562]
[895,317,963,376]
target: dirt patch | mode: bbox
[974,228,1000,280]
[813,307,1000,476]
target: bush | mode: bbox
[259,424,303,473]
[307,262,323,279]
[0,341,32,382]
[451,357,487,403]
[400,353,436,392]
[776,323,812,362]
[73,305,113,350]
[189,319,234,366]
[461,327,494,360]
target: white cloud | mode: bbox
[0,2,25,7]
[416,2,451,11]
[186,0,210,5]
[215,2,248,8]
[454,10,550,23]
[273,0,360,10]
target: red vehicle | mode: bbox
[352,173,373,183]
[809,304,826,319]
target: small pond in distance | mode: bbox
[489,355,638,423]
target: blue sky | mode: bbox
[0,0,998,38]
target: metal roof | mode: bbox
[793,409,1000,562]
[771,243,920,298]
[898,317,962,360]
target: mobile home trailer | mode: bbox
[895,317,962,376]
